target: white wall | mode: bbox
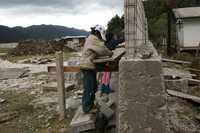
[183,19,200,47]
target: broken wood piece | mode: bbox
[167,89,200,104]
[70,107,95,133]
[162,58,191,65]
[188,79,200,85]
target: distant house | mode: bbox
[55,36,87,51]
[173,7,200,52]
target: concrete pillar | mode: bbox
[119,0,168,132]
[118,57,167,133]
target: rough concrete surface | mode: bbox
[118,58,167,133]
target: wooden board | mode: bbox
[167,89,200,104]
[162,58,191,65]
[187,68,200,73]
[188,79,200,85]
[93,48,126,63]
[48,66,81,73]
[48,48,125,73]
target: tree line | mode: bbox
[107,0,200,46]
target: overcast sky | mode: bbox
[0,0,124,30]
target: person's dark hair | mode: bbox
[90,27,103,40]
[90,27,96,35]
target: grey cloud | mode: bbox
[0,0,123,16]
[0,0,123,9]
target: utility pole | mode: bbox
[167,8,172,56]
[167,0,176,56]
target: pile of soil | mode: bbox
[9,40,64,56]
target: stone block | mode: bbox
[70,107,95,133]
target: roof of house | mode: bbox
[61,36,87,39]
[173,7,200,19]
[54,35,87,41]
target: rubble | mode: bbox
[165,77,189,93]
[42,82,75,92]
[9,40,64,56]
[65,96,81,110]
[18,57,55,64]
[163,67,194,79]
[0,68,29,80]
[0,112,18,124]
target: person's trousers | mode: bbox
[81,69,97,113]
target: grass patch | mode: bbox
[0,90,75,133]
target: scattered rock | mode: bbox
[59,128,67,133]
[65,97,81,110]
[0,98,6,103]
[74,90,83,96]
[45,123,50,128]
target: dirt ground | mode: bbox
[0,47,200,133]
[0,49,81,133]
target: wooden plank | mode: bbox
[48,48,125,73]
[93,48,126,63]
[56,52,66,121]
[162,58,191,65]
[187,68,200,73]
[48,66,118,73]
[167,89,200,104]
[188,79,200,85]
[48,66,81,73]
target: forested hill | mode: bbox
[0,25,89,43]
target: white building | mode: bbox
[173,7,200,51]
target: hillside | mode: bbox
[0,25,89,43]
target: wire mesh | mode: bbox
[125,0,148,56]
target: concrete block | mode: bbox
[118,58,167,133]
[99,102,114,120]
[70,107,95,133]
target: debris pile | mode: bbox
[17,57,55,64]
[9,40,64,56]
